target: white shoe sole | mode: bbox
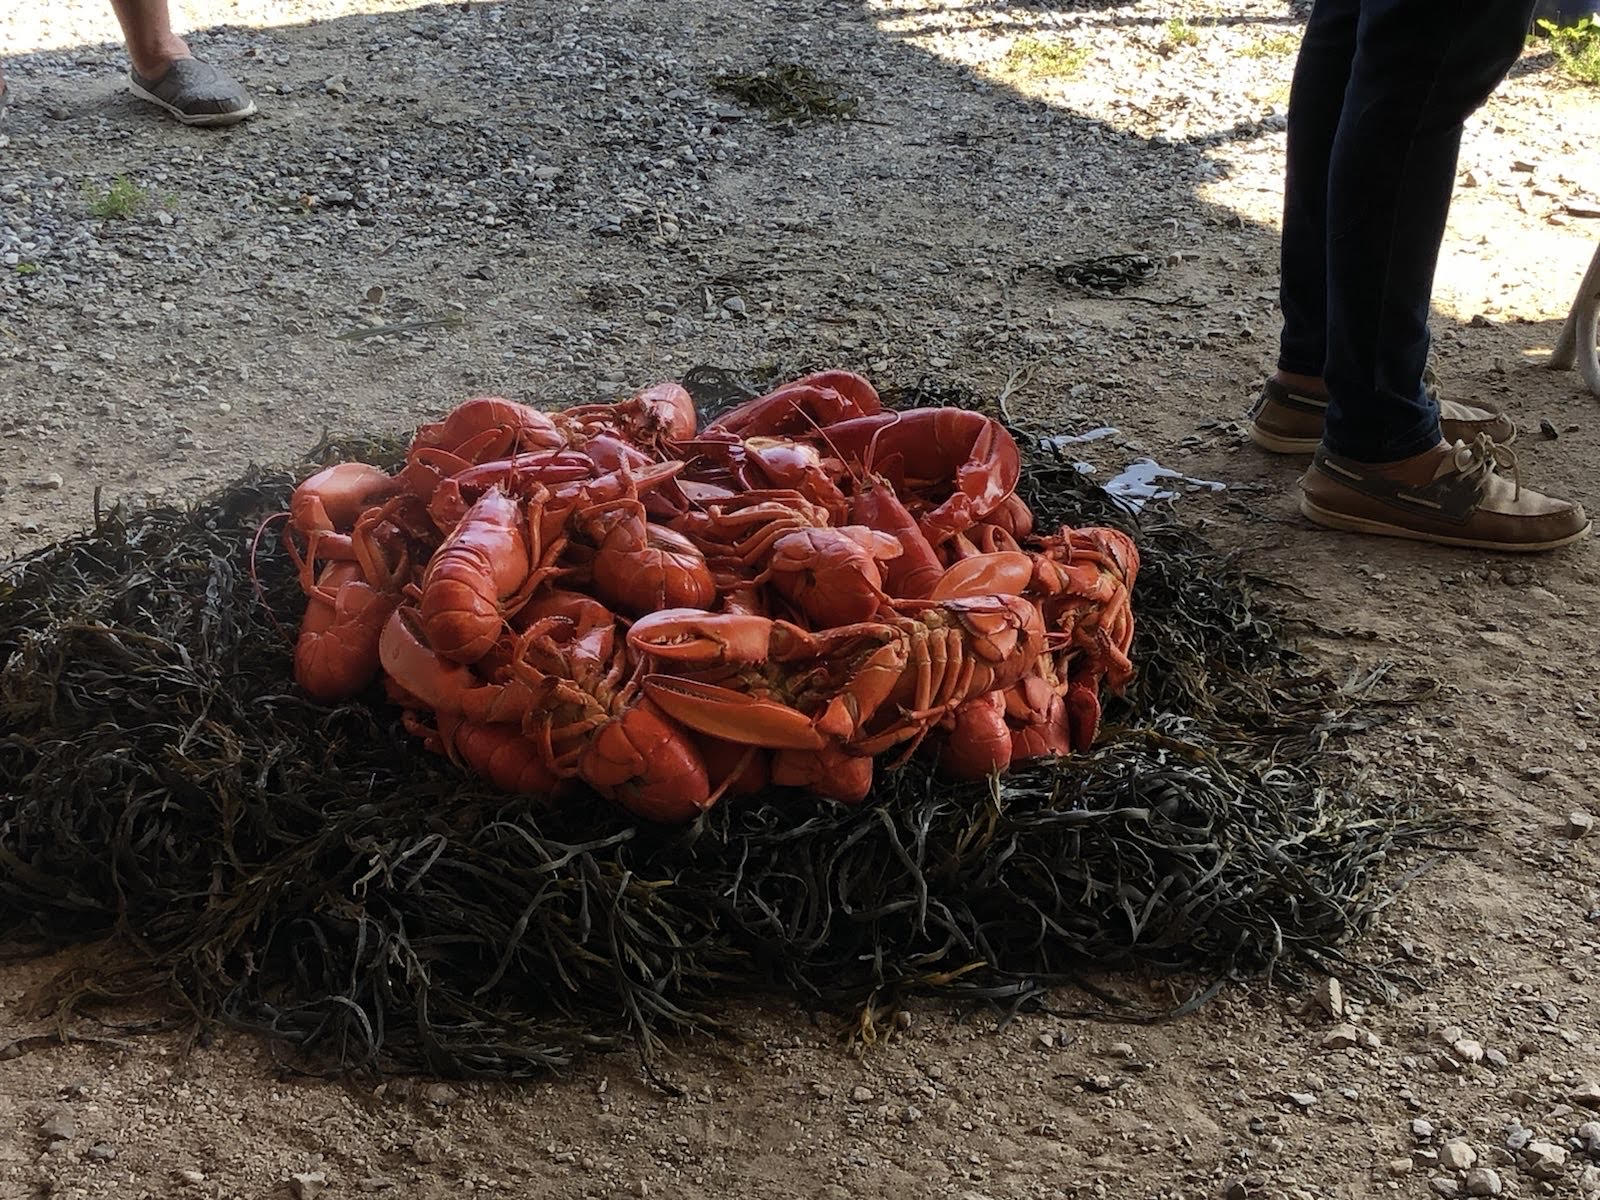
[128,79,257,127]
[1247,423,1320,455]
[1299,495,1591,552]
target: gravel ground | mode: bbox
[3,1,1600,1198]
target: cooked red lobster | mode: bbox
[270,372,1140,822]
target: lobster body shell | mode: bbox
[293,561,400,702]
[420,487,531,664]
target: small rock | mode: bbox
[533,166,561,181]
[176,1168,206,1186]
[850,1086,874,1103]
[1541,419,1560,440]
[357,1179,396,1193]
[87,1143,117,1163]
[1570,812,1597,839]
[28,472,64,490]
[1484,1049,1509,1070]
[1453,1039,1486,1065]
[1224,1180,1249,1200]
[1576,1121,1600,1153]
[1441,1141,1479,1171]
[1523,1141,1569,1179]
[364,285,385,305]
[1415,1150,1441,1168]
[722,296,747,315]
[1106,1042,1136,1059]
[1431,1178,1462,1199]
[39,1110,76,1141]
[1414,1119,1438,1142]
[1465,1168,1503,1197]
[1321,1024,1360,1050]
[424,1083,460,1106]
[1387,1158,1414,1177]
[1315,976,1344,1019]
[1579,1164,1600,1193]
[1286,1092,1317,1108]
[290,1172,327,1200]
[412,1134,443,1164]
[1572,1083,1600,1110]
[633,1180,650,1199]
[1507,1125,1535,1152]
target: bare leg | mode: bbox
[107,0,192,79]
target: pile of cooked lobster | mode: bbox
[278,370,1139,823]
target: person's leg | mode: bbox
[1320,0,1535,464]
[1297,0,1588,550]
[109,0,257,126]
[107,0,191,79]
[1276,0,1362,389]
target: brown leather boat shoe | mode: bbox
[1247,378,1516,454]
[1298,435,1590,552]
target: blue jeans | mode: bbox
[1277,0,1535,463]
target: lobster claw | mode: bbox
[641,675,826,750]
[628,608,776,666]
[928,551,1035,600]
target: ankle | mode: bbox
[1273,370,1326,398]
[129,36,191,80]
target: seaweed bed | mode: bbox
[0,374,1438,1078]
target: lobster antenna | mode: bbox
[861,409,905,482]
[787,395,870,492]
[249,511,294,644]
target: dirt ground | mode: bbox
[3,1,1600,1197]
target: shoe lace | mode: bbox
[1451,432,1520,501]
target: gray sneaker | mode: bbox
[128,58,257,127]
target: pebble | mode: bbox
[1453,1038,1485,1064]
[1465,1168,1503,1197]
[722,296,747,315]
[1320,1024,1360,1050]
[1414,1119,1438,1142]
[1523,1141,1569,1179]
[1507,1125,1535,1152]
[412,1134,443,1164]
[1573,1083,1600,1110]
[850,1086,874,1103]
[1285,1092,1317,1108]
[1430,1179,1461,1199]
[1441,1141,1479,1171]
[86,1143,116,1162]
[289,1172,327,1200]
[176,1168,206,1186]
[424,1083,460,1106]
[1484,1049,1509,1071]
[28,472,64,490]
[1315,976,1344,1019]
[39,1110,76,1140]
[1541,418,1560,439]
[357,1179,396,1193]
[1577,1121,1600,1154]
[1386,1158,1413,1177]
[1569,812,1596,839]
